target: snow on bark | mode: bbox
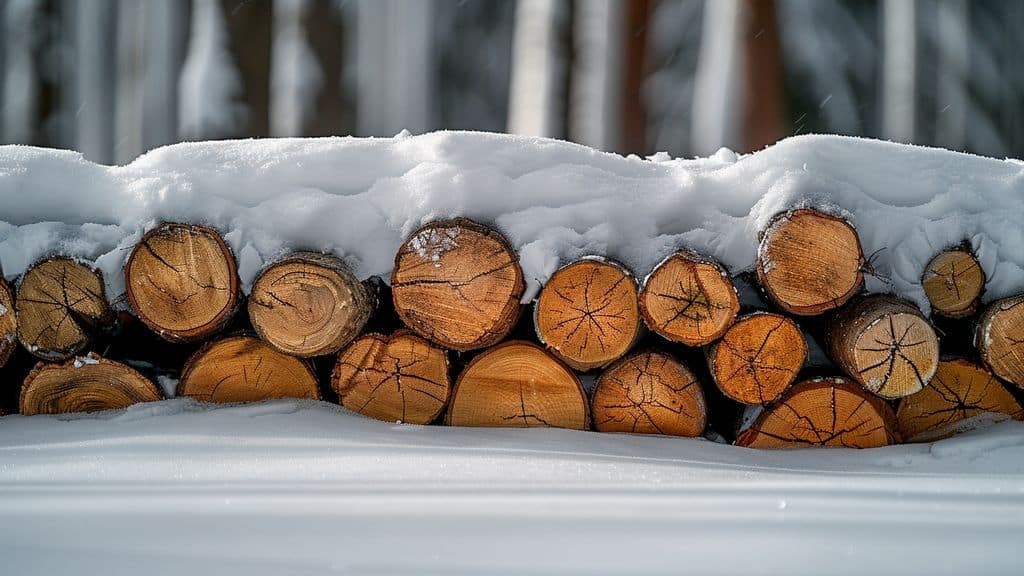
[569,0,624,152]
[179,0,245,139]
[507,0,568,138]
[691,0,743,156]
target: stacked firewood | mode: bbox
[3,210,1023,449]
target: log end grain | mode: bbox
[922,248,984,319]
[976,294,1024,389]
[332,331,450,424]
[0,278,16,368]
[20,353,162,415]
[591,350,707,436]
[639,251,739,346]
[707,312,806,405]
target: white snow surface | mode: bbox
[0,132,1022,313]
[1,399,1024,574]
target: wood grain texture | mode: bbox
[125,222,240,343]
[639,251,739,346]
[0,278,16,368]
[446,340,588,430]
[392,218,524,351]
[707,312,806,405]
[922,248,985,319]
[178,335,320,403]
[976,294,1024,389]
[20,353,161,415]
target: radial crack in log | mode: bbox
[178,335,320,403]
[391,218,524,351]
[20,353,162,415]
[976,294,1024,389]
[639,251,739,346]
[534,258,642,371]
[922,248,985,319]
[756,208,865,315]
[125,222,240,343]
[591,350,707,436]
[828,295,939,399]
[16,257,115,361]
[736,377,899,449]
[249,252,374,357]
[897,359,1023,442]
[706,312,806,405]
[0,278,16,368]
[446,340,589,430]
[332,331,450,424]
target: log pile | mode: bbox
[3,210,1023,452]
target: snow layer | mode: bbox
[1,400,1023,575]
[0,132,1022,314]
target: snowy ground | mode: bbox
[2,132,1024,573]
[1,399,1023,575]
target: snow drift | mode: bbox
[0,131,1022,313]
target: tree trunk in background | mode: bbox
[742,0,784,152]
[620,0,650,155]
[179,0,244,139]
[299,0,349,136]
[934,0,967,151]
[507,0,569,138]
[0,0,37,144]
[691,0,742,155]
[222,0,272,137]
[881,0,916,143]
[70,0,116,164]
[355,0,433,137]
[569,0,623,152]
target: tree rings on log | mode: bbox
[446,340,588,430]
[16,257,115,361]
[20,353,162,415]
[976,294,1024,389]
[332,331,450,424]
[249,252,374,357]
[391,218,524,351]
[706,312,806,405]
[125,222,240,343]
[534,258,642,371]
[178,335,320,403]
[922,248,984,319]
[591,350,707,436]
[756,208,865,315]
[897,359,1023,442]
[736,377,899,449]
[639,251,739,346]
[828,295,939,399]
[0,278,16,368]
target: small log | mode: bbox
[976,294,1024,389]
[736,376,899,449]
[897,359,1023,442]
[178,335,320,402]
[391,218,524,351]
[828,295,939,399]
[534,258,642,371]
[332,331,450,424]
[20,353,162,415]
[0,278,16,368]
[922,247,984,319]
[249,252,374,357]
[639,250,739,346]
[16,257,115,361]
[756,208,865,315]
[591,350,707,436]
[446,340,589,429]
[706,312,806,405]
[125,222,240,343]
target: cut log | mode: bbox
[178,335,320,403]
[125,222,240,343]
[20,353,162,415]
[706,312,806,405]
[391,218,524,351]
[446,340,589,430]
[332,331,450,424]
[249,252,374,357]
[591,350,707,436]
[897,359,1023,442]
[639,250,739,346]
[736,376,899,449]
[0,278,16,368]
[16,257,115,361]
[534,258,642,371]
[756,208,865,315]
[828,294,939,399]
[976,294,1024,389]
[922,248,984,318]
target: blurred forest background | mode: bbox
[0,0,1021,165]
